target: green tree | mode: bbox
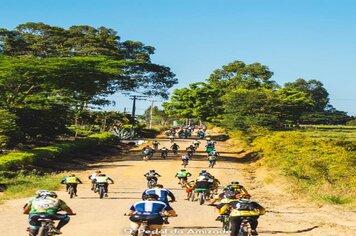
[284,79,329,112]
[221,89,281,130]
[163,82,222,121]
[0,23,177,144]
[207,60,277,91]
[0,109,20,147]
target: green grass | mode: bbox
[251,130,356,205]
[0,132,118,171]
[318,195,353,205]
[0,172,64,204]
[298,125,356,142]
[301,130,356,142]
[300,125,356,130]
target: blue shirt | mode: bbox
[209,151,218,156]
[142,188,176,203]
[130,200,172,216]
[182,155,190,160]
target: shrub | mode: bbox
[0,132,117,171]
[252,131,356,201]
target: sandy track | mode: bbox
[0,137,355,236]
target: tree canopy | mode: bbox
[163,60,349,130]
[0,23,177,146]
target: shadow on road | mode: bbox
[260,226,319,234]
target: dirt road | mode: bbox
[0,137,355,236]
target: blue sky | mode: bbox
[1,0,355,115]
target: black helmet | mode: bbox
[150,170,155,172]
[181,169,186,171]
[143,194,159,200]
[231,181,239,185]
[201,170,206,173]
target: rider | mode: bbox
[181,154,191,166]
[199,170,214,179]
[184,180,196,200]
[144,170,161,184]
[152,140,160,151]
[142,184,176,206]
[23,191,75,235]
[126,193,177,236]
[214,190,239,221]
[88,170,101,190]
[194,176,212,199]
[142,145,154,157]
[226,181,249,194]
[197,130,205,138]
[170,143,180,153]
[186,145,195,154]
[159,147,169,158]
[205,142,215,154]
[168,134,175,142]
[193,139,201,148]
[228,194,266,236]
[61,174,82,196]
[92,173,114,197]
[209,149,219,157]
[210,186,236,205]
[208,150,219,166]
[175,169,192,185]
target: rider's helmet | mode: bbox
[35,190,49,196]
[99,174,106,176]
[150,170,155,172]
[40,191,58,198]
[223,186,234,192]
[201,170,206,173]
[143,193,159,200]
[70,174,76,177]
[181,169,186,171]
[231,181,239,185]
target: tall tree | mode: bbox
[284,79,329,112]
[207,60,277,91]
[163,82,222,121]
[0,23,177,143]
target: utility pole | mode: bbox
[129,95,147,120]
[149,100,159,128]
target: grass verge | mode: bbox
[0,172,64,204]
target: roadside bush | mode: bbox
[0,132,117,171]
[252,131,356,200]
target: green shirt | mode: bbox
[28,197,68,215]
[176,171,191,178]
